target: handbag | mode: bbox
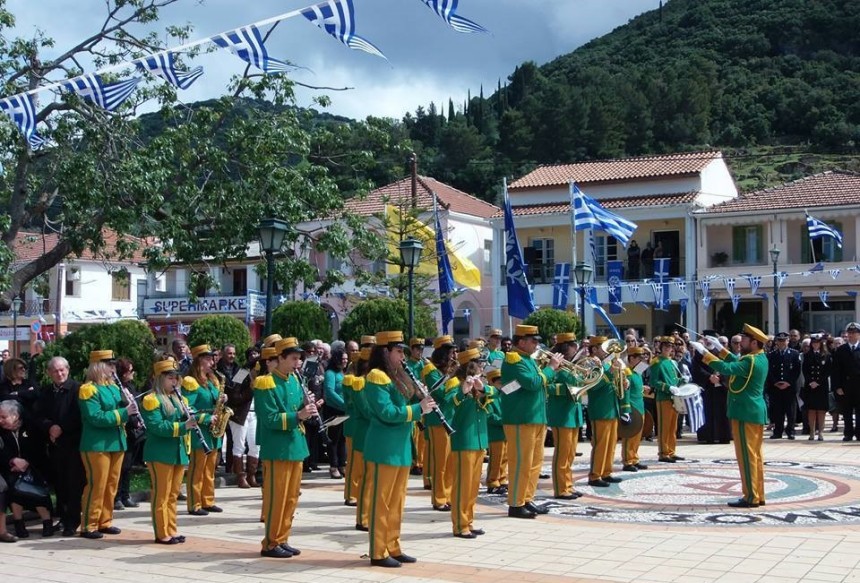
[11,468,51,504]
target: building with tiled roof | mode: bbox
[694,171,860,335]
[491,151,739,338]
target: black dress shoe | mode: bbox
[507,505,536,518]
[603,476,622,483]
[279,544,301,556]
[392,553,417,563]
[525,501,549,514]
[344,500,357,507]
[80,531,104,539]
[113,499,124,511]
[260,546,293,558]
[432,503,451,511]
[658,457,676,463]
[370,557,401,568]
[355,523,369,532]
[587,479,610,487]
[177,493,187,501]
[843,436,854,442]
[554,493,578,500]
[470,528,485,536]
[575,452,583,457]
[155,537,181,545]
[410,467,423,476]
[539,473,550,479]
[769,435,783,440]
[202,505,223,513]
[622,465,638,472]
[635,463,649,470]
[454,532,477,539]
[727,499,759,508]
[62,528,77,537]
[188,508,209,516]
[423,485,432,490]
[486,486,499,494]
[670,456,685,461]
[175,535,187,543]
[121,498,139,508]
[787,435,795,440]
[98,526,121,535]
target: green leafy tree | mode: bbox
[272,301,332,342]
[187,315,251,361]
[338,298,437,342]
[522,308,583,343]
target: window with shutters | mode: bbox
[112,273,130,301]
[801,221,843,263]
[731,225,764,265]
[527,238,554,284]
[594,235,619,280]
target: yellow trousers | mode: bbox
[656,400,678,458]
[413,425,425,469]
[367,462,408,561]
[427,425,453,507]
[344,437,357,502]
[355,452,372,528]
[148,462,185,540]
[81,451,124,533]
[504,424,545,507]
[451,450,482,535]
[622,424,643,466]
[188,448,218,511]
[486,440,508,488]
[732,420,766,505]
[422,435,432,488]
[551,427,579,496]
[589,419,618,481]
[261,459,302,551]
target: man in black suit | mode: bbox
[33,356,84,536]
[766,332,802,439]
[831,322,860,441]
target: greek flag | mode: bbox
[806,212,843,248]
[434,205,456,333]
[746,274,761,296]
[683,392,706,432]
[302,0,386,59]
[420,0,488,33]
[552,262,570,310]
[570,183,637,247]
[63,74,141,111]
[503,182,536,320]
[136,52,204,89]
[0,94,44,149]
[587,287,621,340]
[212,25,293,74]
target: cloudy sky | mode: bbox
[9,0,657,120]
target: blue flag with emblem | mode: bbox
[302,0,386,59]
[503,182,536,320]
[434,202,456,334]
[419,0,488,33]
[552,262,570,310]
[607,260,623,314]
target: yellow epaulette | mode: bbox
[366,369,391,385]
[445,377,460,392]
[421,362,437,379]
[353,377,366,391]
[649,357,659,366]
[254,375,276,390]
[79,383,97,400]
[142,393,160,412]
[181,376,200,391]
[343,374,355,389]
[505,351,521,364]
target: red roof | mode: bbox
[508,151,722,190]
[13,229,148,264]
[702,171,860,214]
[492,192,700,218]
[346,175,499,219]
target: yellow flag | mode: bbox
[385,205,481,291]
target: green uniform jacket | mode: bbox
[181,376,222,451]
[78,382,129,452]
[253,371,310,462]
[486,388,505,442]
[705,349,769,424]
[649,356,680,402]
[450,381,495,451]
[342,374,355,439]
[487,349,505,367]
[586,363,629,421]
[350,376,372,452]
[546,369,584,428]
[141,393,190,465]
[500,350,556,425]
[406,358,424,381]
[420,362,457,428]
[363,369,422,467]
[625,370,646,415]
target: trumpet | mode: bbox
[531,346,604,400]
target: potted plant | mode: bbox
[711,251,729,267]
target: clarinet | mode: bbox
[114,373,146,433]
[293,371,331,442]
[401,363,455,435]
[172,385,213,455]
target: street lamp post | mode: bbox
[258,218,290,336]
[398,238,424,341]
[770,245,781,335]
[573,262,593,339]
[11,296,22,358]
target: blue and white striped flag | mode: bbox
[570,183,637,247]
[302,0,386,59]
[731,293,741,313]
[136,52,204,89]
[587,287,621,340]
[0,94,44,149]
[212,25,293,74]
[682,392,706,432]
[628,283,639,302]
[420,0,488,33]
[746,274,761,296]
[63,74,141,111]
[819,290,830,308]
[806,212,843,248]
[724,277,736,297]
[552,262,570,310]
[777,271,788,289]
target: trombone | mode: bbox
[531,346,604,400]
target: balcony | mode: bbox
[527,256,687,285]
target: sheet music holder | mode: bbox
[321,415,349,430]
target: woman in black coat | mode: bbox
[801,335,832,441]
[692,352,731,443]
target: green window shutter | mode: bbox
[732,226,745,263]
[754,225,764,263]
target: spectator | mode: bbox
[767,332,801,440]
[301,341,325,472]
[802,335,831,441]
[627,240,640,279]
[345,340,359,357]
[0,349,9,365]
[788,329,802,351]
[323,349,349,479]
[0,358,39,417]
[223,346,259,489]
[217,344,240,470]
[171,339,192,376]
[500,337,513,353]
[640,242,654,277]
[114,358,142,511]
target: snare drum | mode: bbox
[670,383,702,414]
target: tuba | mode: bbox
[601,339,629,399]
[210,371,234,438]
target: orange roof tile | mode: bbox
[701,171,860,214]
[492,192,700,218]
[346,175,499,219]
[12,229,148,265]
[509,151,722,190]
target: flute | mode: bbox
[401,363,455,435]
[172,385,213,455]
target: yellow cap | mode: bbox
[457,348,482,365]
[589,336,608,346]
[514,324,540,338]
[489,328,503,337]
[433,335,456,350]
[153,359,179,376]
[556,332,577,344]
[409,337,425,348]
[276,337,302,354]
[89,350,115,364]
[263,334,282,348]
[261,347,279,360]
[468,339,485,350]
[190,344,216,359]
[359,347,372,360]
[742,323,770,345]
[360,335,377,347]
[376,330,407,347]
[628,346,647,357]
[485,369,501,382]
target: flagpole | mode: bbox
[805,211,817,264]
[568,181,578,317]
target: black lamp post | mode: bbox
[398,238,424,341]
[770,245,781,335]
[11,296,22,358]
[573,262,593,338]
[258,218,289,336]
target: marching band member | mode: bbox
[182,344,225,516]
[421,335,459,511]
[257,346,279,524]
[691,325,769,507]
[486,329,505,366]
[364,331,436,568]
[406,338,426,477]
[484,369,508,495]
[449,348,494,538]
[141,360,193,544]
[586,337,629,487]
[262,334,282,349]
[650,337,684,463]
[546,333,584,500]
[255,337,323,558]
[78,350,130,539]
[500,325,561,519]
[342,360,357,506]
[621,347,649,472]
[351,347,373,531]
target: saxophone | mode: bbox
[210,371,234,438]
